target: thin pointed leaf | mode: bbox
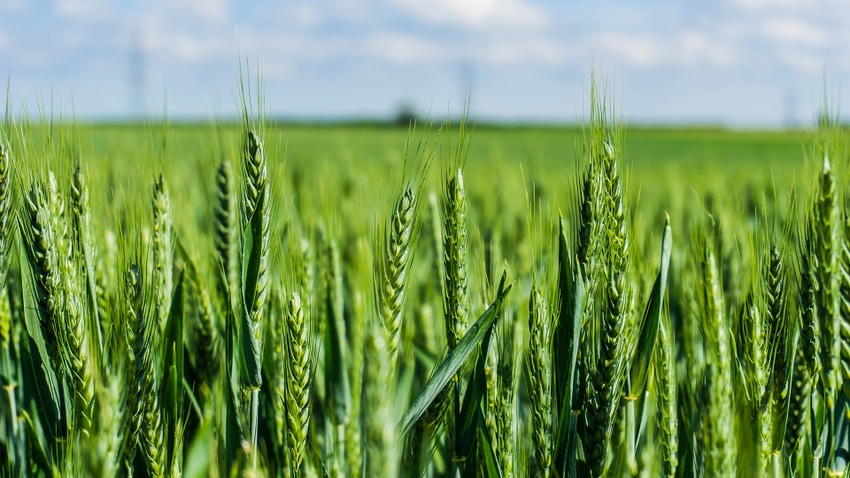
[627,217,672,399]
[830,390,850,472]
[241,184,267,389]
[477,427,502,478]
[161,267,186,472]
[184,417,214,478]
[224,362,241,475]
[240,309,262,388]
[23,411,51,474]
[813,386,828,460]
[325,268,351,424]
[554,260,585,473]
[456,291,501,463]
[399,273,511,436]
[242,184,266,314]
[554,213,573,408]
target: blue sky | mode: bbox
[1,0,848,125]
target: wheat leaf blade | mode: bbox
[161,267,186,471]
[241,183,267,389]
[399,273,511,436]
[554,260,586,473]
[627,216,673,399]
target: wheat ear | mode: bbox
[285,292,311,476]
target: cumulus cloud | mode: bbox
[363,31,441,63]
[760,17,830,46]
[480,36,567,65]
[778,50,825,74]
[142,25,234,63]
[288,4,324,29]
[595,30,738,69]
[53,0,116,22]
[390,0,547,31]
[169,0,228,23]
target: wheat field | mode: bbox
[0,76,848,478]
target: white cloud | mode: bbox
[260,61,296,81]
[289,5,323,29]
[778,50,824,74]
[679,31,739,67]
[596,33,665,68]
[760,17,830,47]
[391,0,547,31]
[730,0,850,13]
[53,0,115,21]
[364,31,440,63]
[171,0,228,23]
[595,30,739,69]
[141,23,233,64]
[481,36,567,66]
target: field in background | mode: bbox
[83,123,811,218]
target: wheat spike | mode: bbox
[379,186,416,373]
[443,170,468,350]
[214,159,237,301]
[193,277,220,382]
[654,312,678,477]
[22,179,63,376]
[695,230,736,477]
[127,263,166,477]
[528,284,552,477]
[120,264,144,473]
[840,214,850,386]
[285,292,311,476]
[786,224,820,461]
[812,157,840,407]
[244,130,267,228]
[152,174,172,330]
[584,133,631,477]
[0,142,12,347]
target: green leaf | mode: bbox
[829,390,850,472]
[399,272,511,436]
[456,285,501,465]
[23,411,52,475]
[184,417,214,478]
[477,427,502,478]
[627,216,672,400]
[553,213,573,407]
[242,184,266,317]
[812,385,828,460]
[241,183,267,389]
[161,267,186,472]
[224,362,242,475]
[240,307,262,389]
[553,257,585,474]
[324,253,351,425]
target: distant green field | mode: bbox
[78,123,812,226]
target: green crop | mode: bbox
[0,71,848,478]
